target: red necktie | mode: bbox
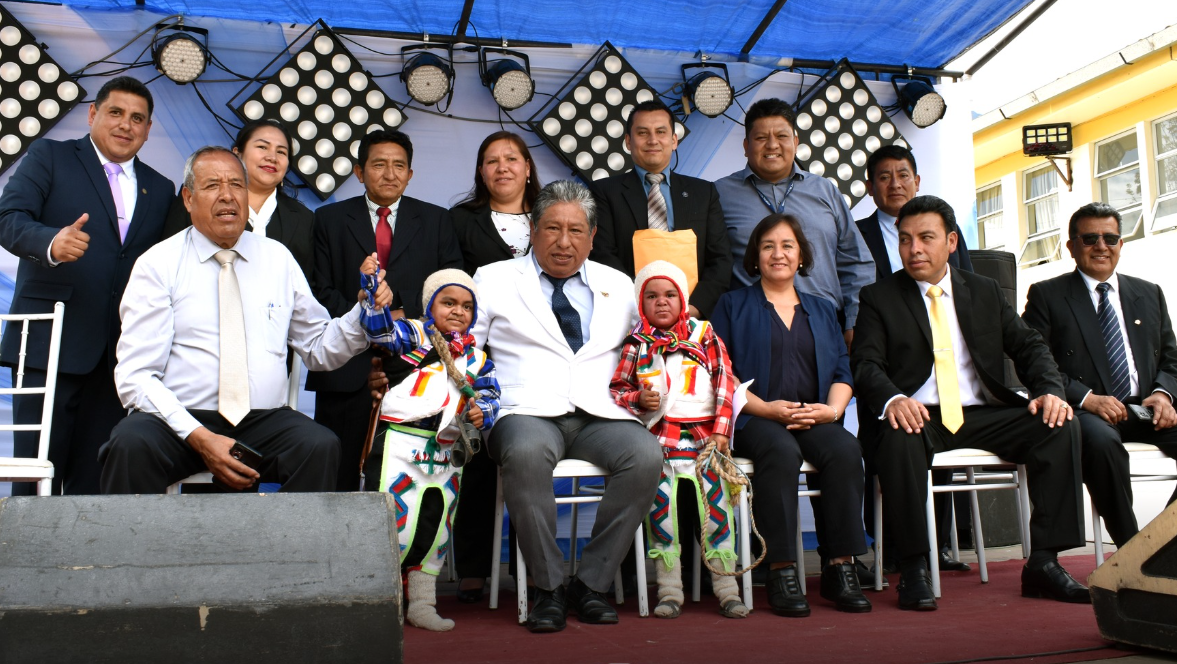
[375,206,392,271]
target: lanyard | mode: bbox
[750,177,795,215]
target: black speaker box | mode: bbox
[1090,499,1177,654]
[0,493,403,663]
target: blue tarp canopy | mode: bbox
[59,0,1032,68]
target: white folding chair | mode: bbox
[0,302,65,496]
[1091,442,1177,565]
[489,459,649,623]
[874,448,1030,598]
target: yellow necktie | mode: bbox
[926,285,963,433]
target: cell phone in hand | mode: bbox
[1128,404,1154,422]
[229,440,264,470]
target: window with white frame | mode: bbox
[1153,112,1177,233]
[976,184,1004,250]
[1019,165,1061,267]
[1095,130,1143,240]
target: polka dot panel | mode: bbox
[233,29,406,201]
[792,62,907,210]
[528,43,687,183]
[0,4,86,174]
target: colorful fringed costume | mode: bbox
[609,261,744,618]
[360,268,500,631]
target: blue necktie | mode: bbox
[545,274,583,353]
[1096,282,1132,402]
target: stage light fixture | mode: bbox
[892,75,946,128]
[401,45,453,106]
[792,59,909,209]
[151,26,209,85]
[480,48,534,111]
[230,25,407,200]
[681,62,732,118]
[0,3,86,176]
[529,42,688,182]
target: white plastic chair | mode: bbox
[489,459,649,623]
[874,448,1030,598]
[1091,442,1177,565]
[0,302,65,496]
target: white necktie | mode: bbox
[215,249,250,425]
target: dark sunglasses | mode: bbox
[1075,233,1121,246]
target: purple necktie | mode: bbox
[103,162,128,243]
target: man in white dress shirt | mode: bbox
[99,147,380,493]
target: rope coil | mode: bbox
[694,440,767,577]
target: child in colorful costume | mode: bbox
[359,258,500,631]
[609,260,747,619]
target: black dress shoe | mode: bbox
[820,562,872,612]
[456,580,485,604]
[767,566,811,617]
[1021,560,1091,604]
[897,565,938,611]
[526,586,568,633]
[566,577,619,624]
[939,551,972,572]
[853,559,888,589]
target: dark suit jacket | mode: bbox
[450,203,514,276]
[589,170,732,317]
[1022,269,1177,405]
[712,285,851,430]
[0,136,173,374]
[851,268,1064,418]
[307,194,462,393]
[855,210,973,281]
[161,189,314,279]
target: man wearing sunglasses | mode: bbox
[1023,202,1177,550]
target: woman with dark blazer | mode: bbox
[162,118,314,278]
[449,131,542,601]
[711,213,870,618]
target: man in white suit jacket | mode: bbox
[472,180,663,633]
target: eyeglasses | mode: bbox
[1075,233,1121,247]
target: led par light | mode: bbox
[892,75,946,129]
[0,4,86,176]
[793,60,909,209]
[401,45,454,106]
[231,27,407,200]
[151,26,209,84]
[529,42,687,182]
[681,62,732,118]
[480,48,534,111]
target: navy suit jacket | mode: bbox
[0,136,174,374]
[855,210,973,280]
[589,169,732,317]
[307,194,462,393]
[1023,269,1177,405]
[711,284,852,430]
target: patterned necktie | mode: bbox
[645,172,669,231]
[215,249,250,426]
[103,162,129,243]
[926,285,963,433]
[375,206,393,271]
[1096,282,1132,402]
[544,273,583,353]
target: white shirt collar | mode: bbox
[529,250,589,284]
[1078,269,1120,295]
[89,136,135,173]
[190,225,256,264]
[365,194,401,219]
[916,266,954,299]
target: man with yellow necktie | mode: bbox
[851,195,1087,611]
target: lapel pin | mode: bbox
[141,188,147,194]
[1135,319,1141,325]
[602,292,609,297]
[682,191,688,197]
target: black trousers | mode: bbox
[738,418,866,563]
[875,405,1084,560]
[10,354,124,495]
[313,386,374,492]
[98,408,340,493]
[1078,410,1177,547]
